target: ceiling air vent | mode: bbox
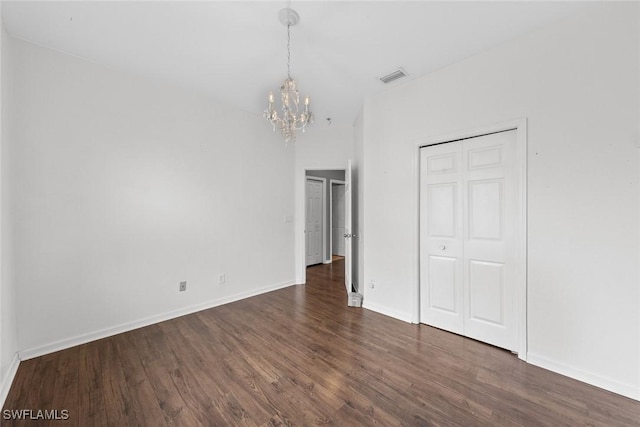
[379,68,407,84]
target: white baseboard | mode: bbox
[0,352,20,408]
[527,352,639,401]
[362,301,413,323]
[19,281,296,361]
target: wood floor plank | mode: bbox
[48,346,79,426]
[77,342,107,427]
[113,333,169,427]
[97,338,134,426]
[3,259,640,426]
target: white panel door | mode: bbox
[305,178,323,266]
[420,130,519,351]
[332,184,345,257]
[344,160,353,294]
[420,142,464,334]
[462,131,517,350]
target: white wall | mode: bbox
[294,126,354,284]
[9,37,296,358]
[0,12,20,406]
[362,3,639,399]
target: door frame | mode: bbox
[329,179,346,260]
[296,165,348,285]
[305,176,327,267]
[415,118,528,360]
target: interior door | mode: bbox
[419,142,464,334]
[462,131,517,350]
[420,130,518,351]
[332,184,345,257]
[305,178,323,266]
[344,160,353,294]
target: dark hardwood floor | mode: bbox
[3,260,640,426]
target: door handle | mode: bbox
[344,234,357,238]
[440,245,446,250]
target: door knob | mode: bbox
[440,245,446,250]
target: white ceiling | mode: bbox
[2,1,592,127]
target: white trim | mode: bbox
[19,280,295,361]
[305,176,327,266]
[329,179,346,260]
[527,352,640,401]
[414,118,528,359]
[328,181,333,263]
[515,119,528,361]
[296,167,306,284]
[412,138,421,324]
[0,352,20,408]
[362,301,413,324]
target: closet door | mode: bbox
[305,178,323,266]
[461,131,517,350]
[420,130,518,351]
[419,141,464,335]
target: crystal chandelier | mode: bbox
[264,8,313,144]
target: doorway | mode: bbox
[330,180,346,259]
[305,170,345,265]
[301,167,352,294]
[418,121,527,357]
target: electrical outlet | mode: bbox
[369,280,375,289]
[179,281,187,292]
[219,274,226,285]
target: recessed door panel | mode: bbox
[428,154,457,175]
[469,179,503,241]
[428,256,457,313]
[468,146,502,170]
[428,183,457,238]
[468,260,504,325]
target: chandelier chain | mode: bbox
[286,24,291,79]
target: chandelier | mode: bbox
[264,8,313,144]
